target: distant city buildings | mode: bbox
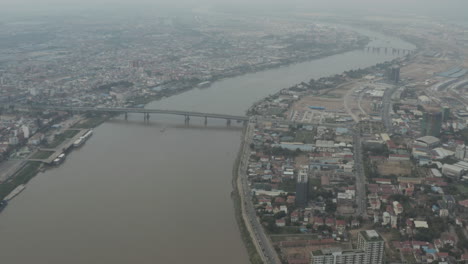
[0,16,366,109]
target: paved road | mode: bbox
[353,133,367,218]
[381,86,397,132]
[352,85,397,218]
[342,82,368,217]
[237,121,281,264]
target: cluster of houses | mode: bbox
[0,114,43,162]
[247,121,361,242]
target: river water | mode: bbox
[0,28,413,264]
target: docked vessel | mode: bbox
[83,129,93,139]
[53,153,66,165]
[73,137,84,147]
[4,184,26,201]
[73,129,93,147]
[197,81,211,88]
[0,200,7,213]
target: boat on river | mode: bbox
[73,129,93,147]
[0,200,7,213]
[197,81,211,88]
[53,153,66,165]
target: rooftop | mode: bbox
[360,230,383,241]
[416,136,440,145]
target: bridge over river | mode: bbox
[3,104,249,125]
[3,104,352,128]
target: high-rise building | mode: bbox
[310,230,385,264]
[421,111,442,137]
[442,106,451,122]
[387,66,400,84]
[295,169,309,208]
[357,230,385,264]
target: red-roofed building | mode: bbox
[325,218,335,227]
[437,252,448,260]
[335,220,346,233]
[386,140,398,150]
[459,199,468,208]
[276,218,286,227]
[313,217,324,228]
[291,211,300,223]
[460,253,468,261]
[274,197,286,204]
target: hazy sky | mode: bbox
[1,0,468,22]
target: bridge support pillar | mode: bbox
[226,119,231,126]
[204,116,208,126]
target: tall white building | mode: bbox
[455,144,468,160]
[357,230,385,264]
[311,230,385,264]
[22,125,30,139]
[310,249,365,264]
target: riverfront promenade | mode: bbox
[28,129,88,164]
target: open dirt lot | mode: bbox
[377,161,412,176]
[291,95,347,113]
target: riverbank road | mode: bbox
[353,133,367,219]
[238,121,281,264]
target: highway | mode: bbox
[342,81,368,217]
[352,84,397,218]
[353,133,367,218]
[237,121,281,264]
[381,85,398,133]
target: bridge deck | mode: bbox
[9,105,249,121]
